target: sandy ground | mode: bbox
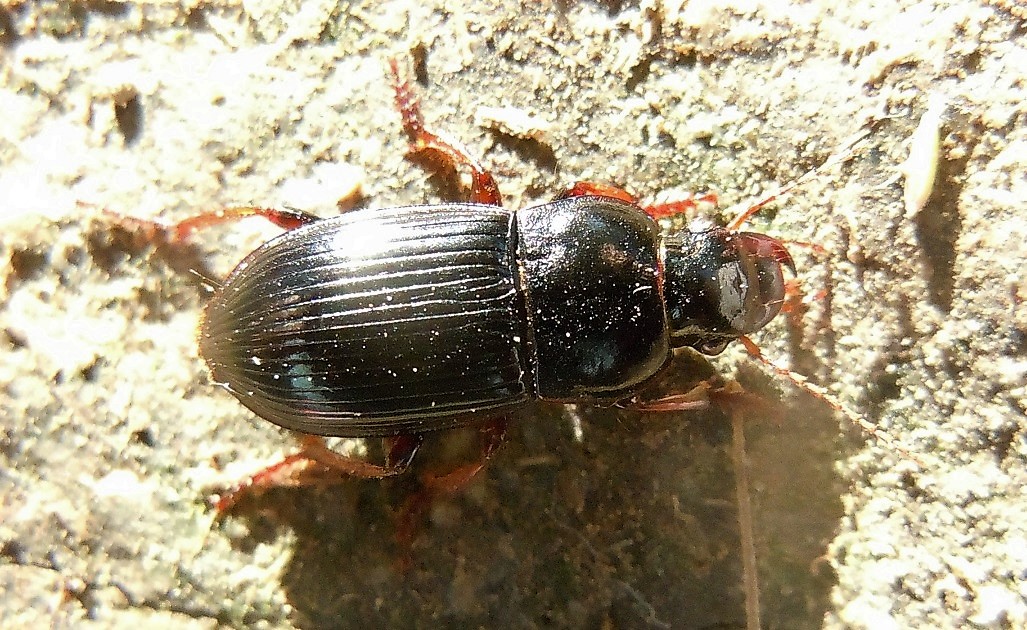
[1,0,1025,628]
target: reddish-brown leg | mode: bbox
[418,417,508,494]
[388,59,502,206]
[107,205,319,245]
[392,418,509,563]
[617,377,782,423]
[557,181,718,221]
[213,433,424,514]
[616,380,714,413]
[644,191,719,221]
[558,181,639,204]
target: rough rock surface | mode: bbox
[1,1,1025,627]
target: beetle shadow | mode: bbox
[220,369,844,629]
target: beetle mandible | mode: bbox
[135,60,805,506]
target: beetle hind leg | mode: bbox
[106,206,320,245]
[211,433,424,514]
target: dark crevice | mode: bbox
[1009,326,1027,356]
[82,1,130,18]
[491,133,558,174]
[864,298,915,419]
[8,247,49,284]
[79,357,103,382]
[0,6,19,47]
[184,5,208,31]
[625,54,654,93]
[913,148,970,313]
[114,92,143,146]
[410,42,430,85]
[867,361,902,408]
[4,328,28,349]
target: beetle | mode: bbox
[130,60,801,506]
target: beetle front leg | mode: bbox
[556,181,717,221]
[617,382,712,412]
[211,433,424,514]
[618,377,780,421]
[388,59,502,206]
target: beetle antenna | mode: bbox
[725,127,872,232]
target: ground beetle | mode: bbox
[126,60,803,505]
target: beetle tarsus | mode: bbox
[211,451,322,515]
[106,206,319,246]
[168,206,319,241]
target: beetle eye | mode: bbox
[700,339,730,356]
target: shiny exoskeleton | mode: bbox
[135,59,798,504]
[201,195,790,437]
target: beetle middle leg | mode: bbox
[214,418,508,514]
[391,418,509,561]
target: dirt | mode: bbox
[1,0,1025,628]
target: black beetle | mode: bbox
[200,195,791,436]
[126,61,798,503]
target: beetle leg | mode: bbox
[556,181,639,204]
[392,418,509,563]
[383,434,424,469]
[554,183,718,221]
[617,378,785,424]
[388,58,502,206]
[617,379,713,412]
[106,206,319,245]
[418,417,508,494]
[644,191,718,221]
[211,433,422,514]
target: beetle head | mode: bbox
[660,227,793,355]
